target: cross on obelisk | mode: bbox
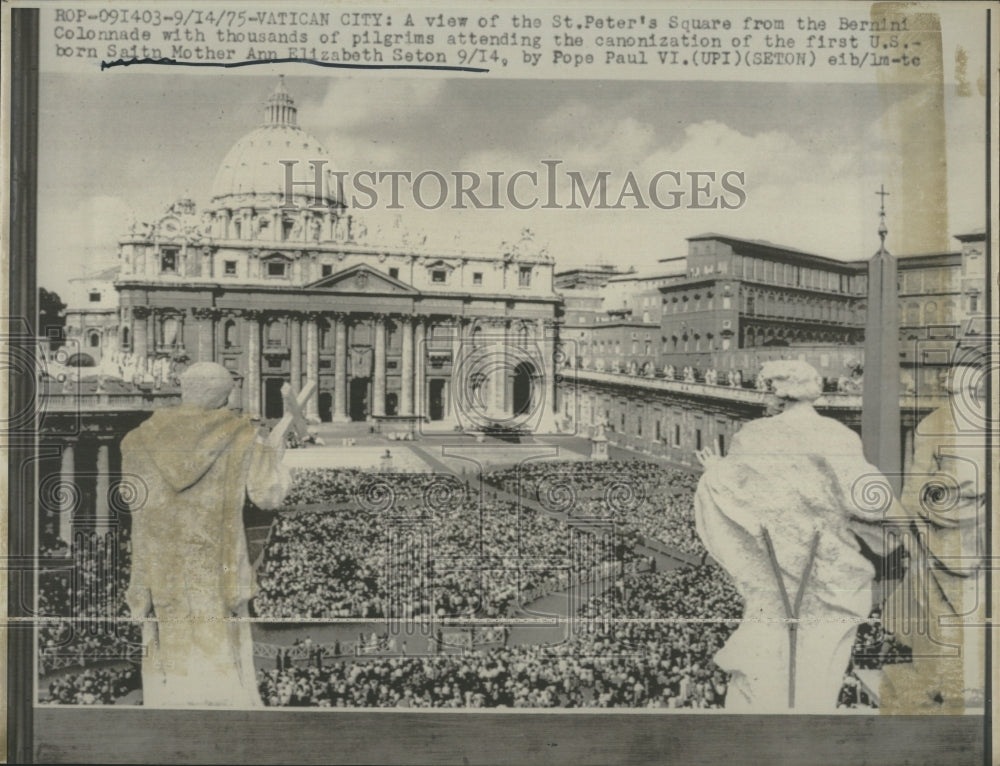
[861,185,901,496]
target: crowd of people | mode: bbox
[41,665,140,705]
[254,564,741,709]
[255,563,910,710]
[38,459,913,709]
[255,469,633,619]
[36,525,140,676]
[484,460,706,558]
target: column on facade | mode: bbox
[289,313,302,392]
[400,316,414,416]
[305,313,320,422]
[413,318,426,419]
[372,314,387,418]
[132,308,148,362]
[194,308,215,363]
[447,317,464,421]
[58,442,75,544]
[147,310,157,358]
[332,313,349,422]
[538,318,559,430]
[491,318,509,417]
[246,311,262,419]
[95,440,111,535]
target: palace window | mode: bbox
[322,264,333,277]
[267,261,288,278]
[673,424,681,447]
[160,248,178,274]
[121,327,130,350]
[432,269,447,283]
[969,294,979,313]
[518,266,532,287]
[88,291,100,303]
[388,267,399,279]
[473,272,483,285]
[224,260,237,276]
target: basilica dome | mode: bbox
[209,77,339,208]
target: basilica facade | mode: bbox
[113,78,561,431]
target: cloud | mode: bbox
[38,195,133,296]
[301,76,446,132]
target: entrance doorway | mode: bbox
[264,377,285,420]
[428,379,446,421]
[512,362,536,416]
[349,378,370,421]
[318,392,332,423]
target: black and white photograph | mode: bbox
[4,1,997,763]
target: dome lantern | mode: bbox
[264,75,297,127]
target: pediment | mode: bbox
[305,263,419,295]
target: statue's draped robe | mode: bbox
[695,407,887,712]
[123,404,289,707]
[880,403,986,712]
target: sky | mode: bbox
[37,68,987,299]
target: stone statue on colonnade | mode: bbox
[694,359,897,712]
[123,362,291,706]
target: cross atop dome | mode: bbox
[264,75,297,127]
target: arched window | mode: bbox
[88,331,100,348]
[224,319,237,349]
[161,317,179,348]
[267,319,285,347]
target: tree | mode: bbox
[39,287,67,349]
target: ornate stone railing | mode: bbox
[40,391,182,412]
[564,368,943,412]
